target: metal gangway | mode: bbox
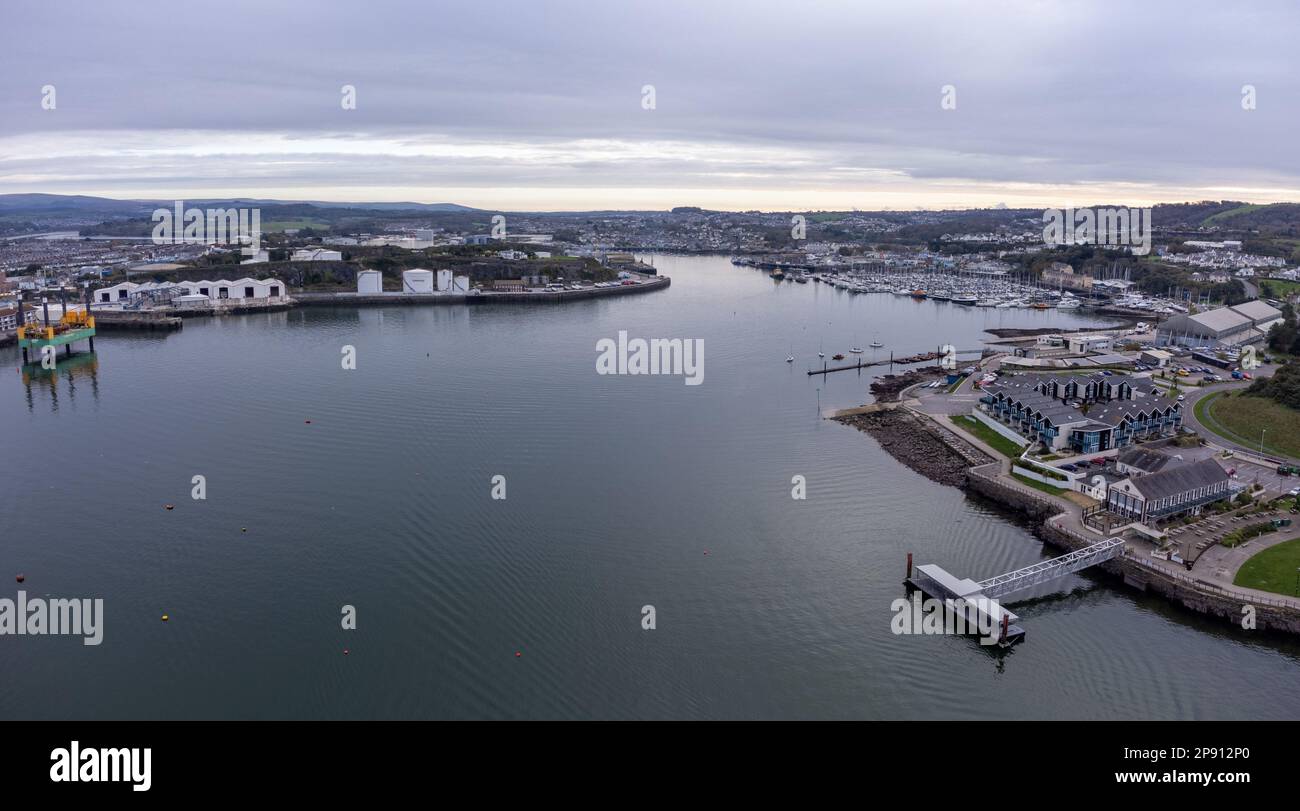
[977,537,1125,599]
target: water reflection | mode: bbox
[19,350,100,411]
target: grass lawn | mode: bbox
[1011,473,1067,496]
[1234,537,1300,596]
[1196,391,1300,459]
[950,415,1027,459]
[1259,278,1300,299]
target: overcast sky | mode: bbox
[3,0,1300,210]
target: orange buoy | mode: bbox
[515,651,522,658]
[15,574,24,584]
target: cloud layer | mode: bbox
[3,0,1299,209]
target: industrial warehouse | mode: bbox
[1156,300,1284,349]
[94,277,288,310]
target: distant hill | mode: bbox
[0,194,480,215]
[0,193,153,216]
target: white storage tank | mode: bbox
[436,269,454,292]
[402,269,435,294]
[452,275,470,294]
[357,269,383,294]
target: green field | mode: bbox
[950,415,1027,459]
[1259,278,1300,299]
[1201,204,1264,226]
[1234,537,1300,596]
[1196,391,1300,459]
[262,219,332,232]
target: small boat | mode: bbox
[870,339,884,348]
[795,274,808,284]
[818,339,825,359]
[850,346,864,354]
[786,354,795,363]
[952,294,977,305]
[832,353,845,360]
[910,289,927,299]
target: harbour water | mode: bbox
[3,253,1299,720]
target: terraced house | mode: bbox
[978,374,1181,454]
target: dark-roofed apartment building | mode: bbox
[979,376,1181,455]
[1115,447,1177,476]
[1105,458,1232,526]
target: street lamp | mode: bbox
[1261,428,1267,456]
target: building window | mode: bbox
[244,286,254,298]
[270,285,280,297]
[200,287,209,296]
[100,292,110,302]
[219,287,229,299]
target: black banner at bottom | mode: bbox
[4,720,1289,798]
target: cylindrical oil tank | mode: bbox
[402,269,435,294]
[357,269,383,294]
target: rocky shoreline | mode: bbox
[868,368,943,402]
[835,407,988,487]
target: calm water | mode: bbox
[3,254,1299,720]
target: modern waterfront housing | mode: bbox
[978,374,1182,454]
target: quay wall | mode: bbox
[295,275,670,307]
